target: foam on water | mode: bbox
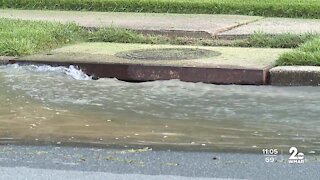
[2,64,91,80]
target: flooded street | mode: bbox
[0,64,320,153]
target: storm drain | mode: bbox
[115,48,221,61]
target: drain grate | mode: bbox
[115,48,221,61]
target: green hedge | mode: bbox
[1,0,320,18]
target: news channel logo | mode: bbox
[263,147,304,164]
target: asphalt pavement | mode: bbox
[0,145,318,180]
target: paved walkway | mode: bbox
[2,9,320,38]
[0,9,259,38]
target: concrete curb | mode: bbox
[0,56,16,65]
[4,58,320,86]
[7,60,270,85]
[270,66,320,86]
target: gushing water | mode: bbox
[5,64,91,80]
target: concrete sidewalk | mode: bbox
[2,9,320,38]
[0,9,260,38]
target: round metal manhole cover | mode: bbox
[115,48,221,61]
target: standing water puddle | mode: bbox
[0,64,320,153]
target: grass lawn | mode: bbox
[277,38,320,66]
[0,18,85,56]
[1,0,320,19]
[0,18,167,56]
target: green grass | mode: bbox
[233,33,317,48]
[0,18,169,56]
[0,18,85,56]
[277,38,320,66]
[1,0,320,19]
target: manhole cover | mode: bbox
[115,48,221,61]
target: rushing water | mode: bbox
[0,64,320,153]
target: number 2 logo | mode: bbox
[289,147,304,160]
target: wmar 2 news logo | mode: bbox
[263,147,304,164]
[288,147,304,164]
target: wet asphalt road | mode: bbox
[0,145,319,180]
